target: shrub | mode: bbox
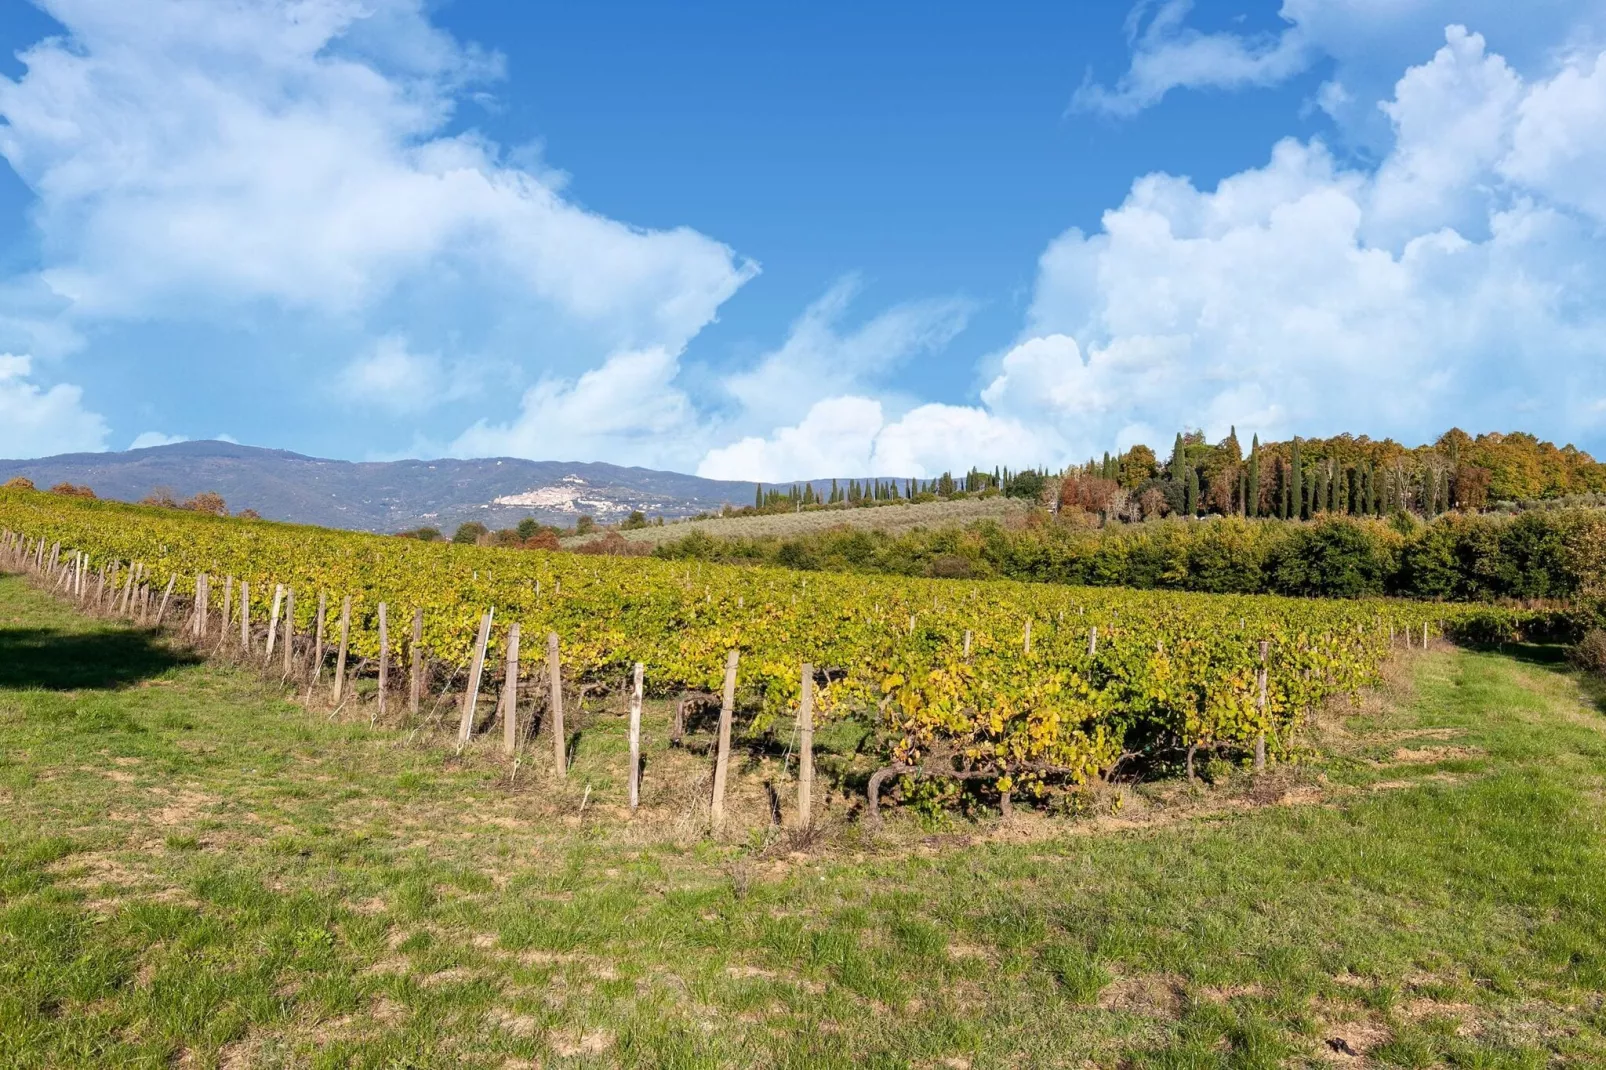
[1568,628,1606,675]
[575,515,597,535]
[1,476,35,491]
[49,482,95,498]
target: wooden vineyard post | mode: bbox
[312,593,328,684]
[332,596,351,704]
[963,629,972,659]
[501,623,521,757]
[265,585,284,663]
[155,575,176,627]
[627,661,643,811]
[710,649,739,834]
[218,578,233,648]
[795,662,815,829]
[1024,619,1032,654]
[1423,622,1429,648]
[282,589,295,676]
[547,632,566,778]
[194,573,209,639]
[1255,640,1269,772]
[377,602,389,720]
[457,610,493,743]
[1088,626,1098,656]
[409,607,423,720]
[239,582,252,653]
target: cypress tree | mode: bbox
[1290,438,1304,520]
[1237,470,1249,515]
[1314,464,1327,515]
[1421,469,1435,516]
[1170,433,1186,484]
[1248,435,1261,518]
[1184,467,1199,516]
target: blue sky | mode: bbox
[2,0,1606,478]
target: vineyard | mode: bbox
[0,489,1536,816]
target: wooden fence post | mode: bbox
[547,632,566,778]
[628,660,643,811]
[155,575,176,627]
[218,578,233,647]
[312,592,327,683]
[710,649,739,833]
[502,622,521,756]
[409,607,423,720]
[282,588,295,676]
[265,584,284,663]
[377,602,389,720]
[1255,640,1269,772]
[332,595,351,704]
[795,662,814,829]
[457,610,493,742]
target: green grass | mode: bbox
[1,573,1603,1068]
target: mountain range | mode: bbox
[0,441,796,533]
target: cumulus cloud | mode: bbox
[128,431,187,449]
[450,347,701,468]
[0,0,755,369]
[709,27,1606,479]
[0,354,108,457]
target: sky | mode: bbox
[2,0,1606,480]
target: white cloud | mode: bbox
[336,334,476,414]
[697,396,1047,481]
[128,431,187,450]
[0,354,108,457]
[1011,27,1606,451]
[0,0,755,358]
[1073,0,1312,117]
[450,347,701,468]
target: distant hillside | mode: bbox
[0,441,785,533]
[562,495,1030,549]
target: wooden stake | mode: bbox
[710,649,739,833]
[627,660,643,811]
[282,588,295,676]
[498,622,522,756]
[409,607,423,720]
[377,602,390,720]
[548,631,566,778]
[265,584,284,663]
[457,610,493,742]
[1024,618,1032,654]
[155,575,176,627]
[240,581,251,653]
[963,629,972,658]
[795,662,814,829]
[312,592,327,683]
[332,595,351,704]
[1088,626,1098,656]
[218,577,233,646]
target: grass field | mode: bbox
[560,495,1029,549]
[1,572,1604,1068]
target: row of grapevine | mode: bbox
[0,490,1534,796]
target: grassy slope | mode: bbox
[0,574,1603,1069]
[560,495,1028,549]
